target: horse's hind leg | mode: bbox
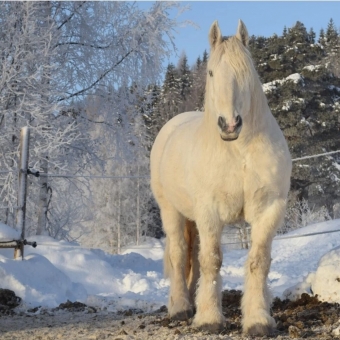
[242,199,286,336]
[162,204,193,320]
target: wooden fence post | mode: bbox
[15,127,30,260]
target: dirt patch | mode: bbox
[151,290,340,338]
[0,290,339,339]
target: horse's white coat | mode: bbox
[150,20,291,335]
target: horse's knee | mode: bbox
[199,248,222,276]
[246,254,271,281]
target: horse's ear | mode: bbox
[209,20,222,50]
[236,19,249,47]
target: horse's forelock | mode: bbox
[209,36,255,90]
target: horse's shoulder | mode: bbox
[158,111,203,138]
[168,111,203,127]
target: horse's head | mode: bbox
[206,20,253,141]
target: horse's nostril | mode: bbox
[218,116,225,129]
[235,115,242,126]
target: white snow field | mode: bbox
[0,220,340,311]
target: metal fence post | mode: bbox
[15,127,30,260]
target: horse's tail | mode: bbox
[184,219,200,302]
[184,219,196,282]
[164,233,171,279]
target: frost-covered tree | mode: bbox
[52,1,181,103]
[0,1,185,244]
[0,2,79,232]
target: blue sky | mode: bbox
[138,1,339,67]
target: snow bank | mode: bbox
[283,245,340,303]
[0,219,340,310]
[0,253,87,308]
[310,247,340,303]
[0,222,20,240]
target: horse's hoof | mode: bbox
[243,314,276,336]
[194,322,225,334]
[170,308,194,321]
[244,323,275,336]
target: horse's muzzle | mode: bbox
[218,115,242,141]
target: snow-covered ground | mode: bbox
[0,220,340,312]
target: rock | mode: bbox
[288,325,301,338]
[57,300,87,312]
[0,288,21,310]
[332,325,340,336]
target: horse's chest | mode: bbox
[214,181,244,224]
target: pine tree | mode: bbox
[287,21,309,44]
[308,28,316,44]
[195,56,202,71]
[326,18,338,44]
[319,28,325,45]
[177,52,193,112]
[202,49,209,63]
[159,63,181,123]
[283,26,287,38]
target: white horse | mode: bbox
[150,20,291,336]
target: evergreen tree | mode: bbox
[190,53,206,112]
[177,52,193,112]
[159,63,181,122]
[283,26,287,38]
[326,18,338,44]
[319,28,325,44]
[138,84,161,150]
[202,49,209,63]
[308,27,316,44]
[287,21,309,44]
[195,56,202,71]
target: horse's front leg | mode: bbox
[193,212,225,333]
[161,205,193,320]
[242,199,286,336]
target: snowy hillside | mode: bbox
[1,220,340,312]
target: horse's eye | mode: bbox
[209,70,213,77]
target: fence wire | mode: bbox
[16,227,340,251]
[1,149,340,180]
